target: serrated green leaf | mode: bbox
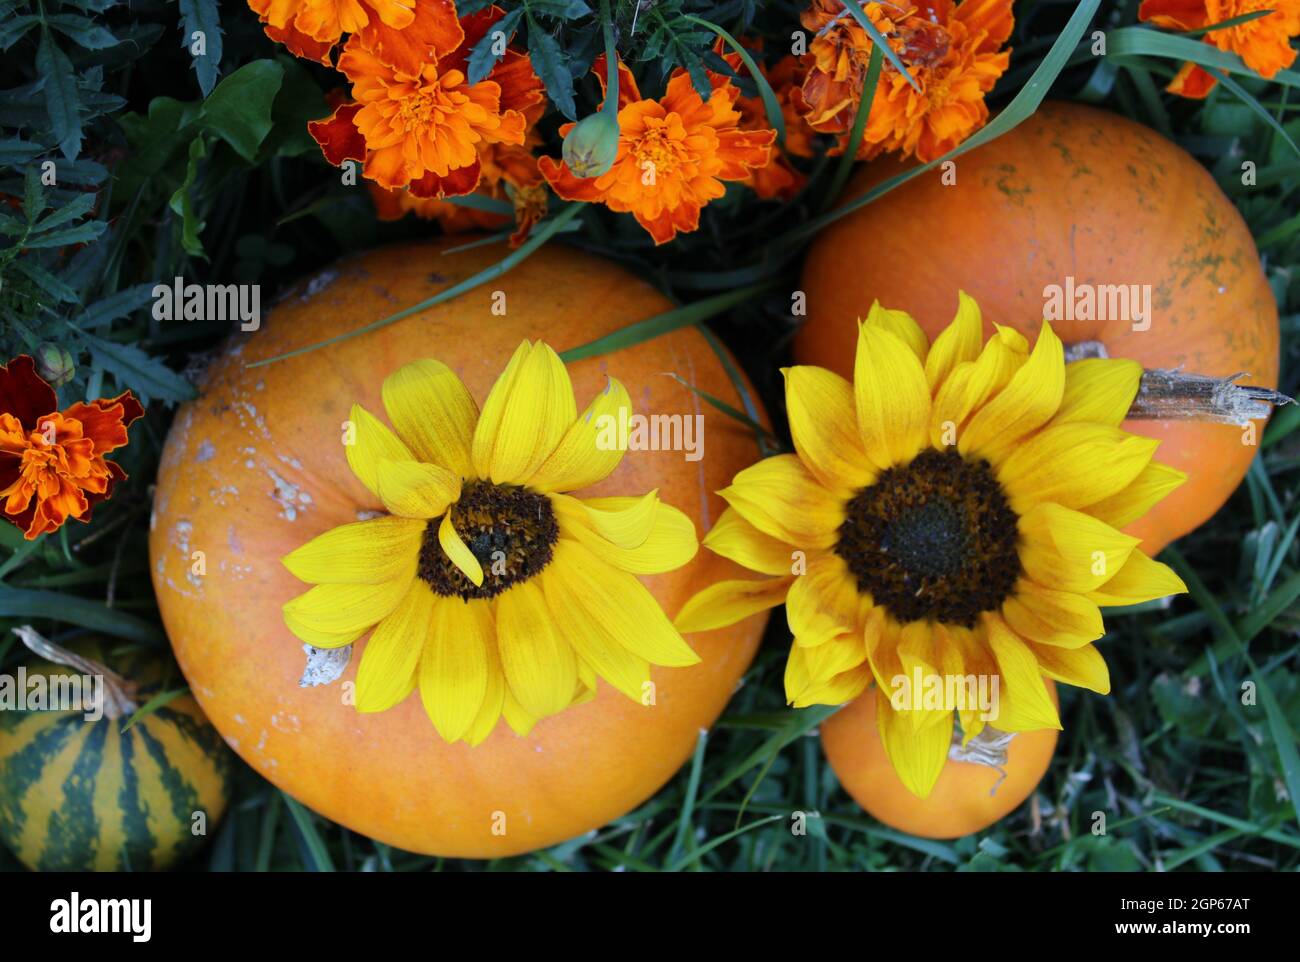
[527,20,576,120]
[76,283,157,329]
[467,7,521,84]
[179,0,223,96]
[74,329,197,404]
[11,258,80,304]
[46,13,121,49]
[37,28,83,159]
[22,221,105,248]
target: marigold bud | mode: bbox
[35,343,74,387]
[562,111,620,179]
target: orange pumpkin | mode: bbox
[821,682,1059,839]
[148,239,768,858]
[797,101,1279,554]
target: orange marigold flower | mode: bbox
[800,0,1014,163]
[732,53,817,201]
[248,0,463,73]
[368,139,548,245]
[1140,0,1300,98]
[309,7,543,199]
[0,355,143,541]
[538,56,777,244]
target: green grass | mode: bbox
[1,0,1299,872]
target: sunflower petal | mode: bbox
[783,365,875,493]
[556,494,698,574]
[1019,502,1139,592]
[1002,579,1105,649]
[862,300,928,362]
[528,376,634,493]
[1085,461,1187,529]
[282,516,423,584]
[854,324,931,470]
[790,662,872,708]
[702,506,795,576]
[720,454,844,549]
[929,324,1029,449]
[496,580,577,718]
[464,638,507,747]
[786,553,863,648]
[1027,640,1110,695]
[674,576,792,633]
[960,321,1064,463]
[438,512,484,586]
[982,614,1062,732]
[283,578,411,647]
[565,490,658,548]
[345,403,415,498]
[1086,548,1187,606]
[1053,358,1142,427]
[472,341,577,485]
[375,458,462,519]
[998,422,1159,513]
[355,582,432,712]
[924,291,984,391]
[419,597,491,742]
[381,359,478,477]
[875,685,952,799]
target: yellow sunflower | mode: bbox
[281,340,701,745]
[675,293,1188,797]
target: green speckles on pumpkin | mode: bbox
[989,163,1031,205]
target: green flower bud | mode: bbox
[562,111,620,179]
[35,343,75,388]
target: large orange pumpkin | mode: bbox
[148,239,768,858]
[797,101,1279,554]
[821,682,1059,839]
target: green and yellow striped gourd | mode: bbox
[0,635,233,871]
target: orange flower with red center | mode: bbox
[310,7,543,199]
[1140,0,1300,98]
[800,0,1015,163]
[248,0,463,72]
[539,56,777,244]
[0,355,143,540]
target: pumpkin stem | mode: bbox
[949,724,1015,796]
[1065,340,1295,424]
[11,625,139,720]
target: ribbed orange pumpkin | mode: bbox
[821,682,1059,839]
[797,101,1279,554]
[148,239,768,858]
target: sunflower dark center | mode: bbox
[418,480,558,600]
[835,449,1020,627]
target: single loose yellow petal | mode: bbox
[960,321,1064,463]
[783,365,875,494]
[720,454,844,549]
[998,422,1158,513]
[282,516,423,585]
[702,506,795,576]
[382,359,478,477]
[1019,502,1140,593]
[345,403,415,499]
[924,291,984,391]
[527,376,633,493]
[437,511,483,586]
[1053,358,1142,427]
[1085,461,1187,529]
[1002,579,1105,649]
[282,577,412,647]
[472,340,577,484]
[375,458,462,519]
[875,685,951,800]
[854,324,930,470]
[355,581,433,713]
[674,576,793,634]
[1086,548,1187,606]
[419,597,491,743]
[496,580,577,718]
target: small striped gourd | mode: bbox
[0,634,233,871]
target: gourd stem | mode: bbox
[1065,339,1295,424]
[11,625,139,720]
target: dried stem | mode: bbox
[1065,340,1294,424]
[11,625,138,719]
